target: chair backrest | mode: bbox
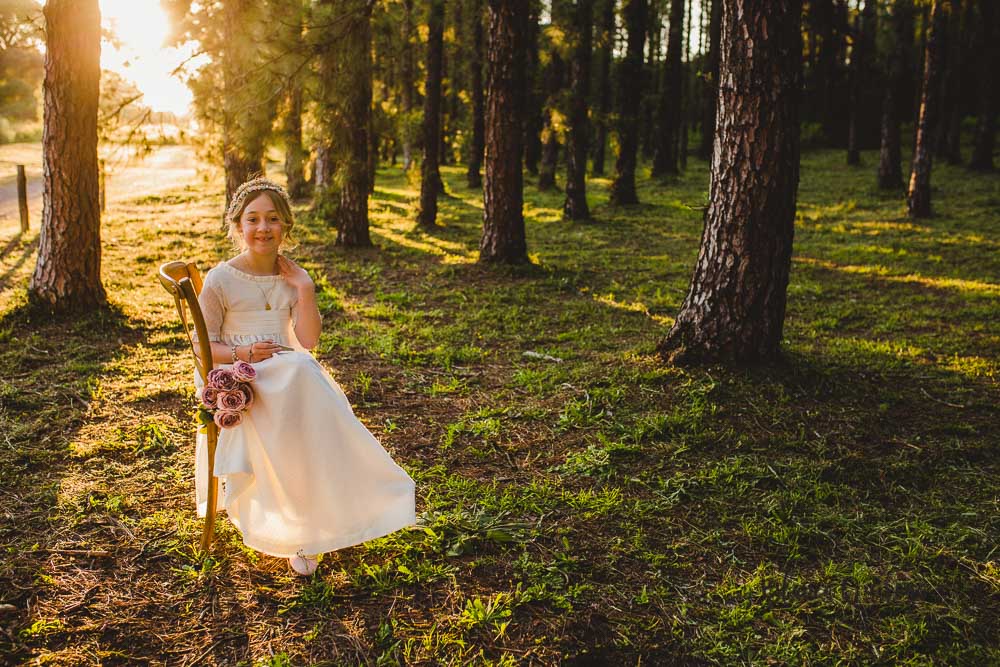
[158,261,214,382]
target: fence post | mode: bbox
[16,164,28,233]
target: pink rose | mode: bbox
[236,382,254,409]
[200,386,219,410]
[214,409,243,429]
[217,389,247,412]
[232,360,257,382]
[207,368,238,391]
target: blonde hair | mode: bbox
[225,177,298,251]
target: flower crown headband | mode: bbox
[225,178,292,224]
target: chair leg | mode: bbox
[199,424,219,554]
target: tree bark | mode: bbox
[537,50,564,191]
[467,0,486,188]
[970,0,998,171]
[651,0,685,177]
[221,0,271,205]
[657,0,803,365]
[523,3,543,175]
[402,0,416,171]
[847,0,875,165]
[337,1,373,246]
[562,0,592,221]
[418,0,446,228]
[878,0,909,189]
[591,0,614,176]
[283,82,309,200]
[934,0,963,164]
[480,0,528,263]
[907,0,949,218]
[609,0,647,205]
[698,0,721,160]
[29,0,105,311]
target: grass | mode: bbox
[0,141,998,665]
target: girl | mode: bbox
[193,177,416,576]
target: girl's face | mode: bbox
[239,193,285,255]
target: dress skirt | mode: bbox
[193,310,416,557]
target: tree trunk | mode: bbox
[467,0,486,188]
[591,0,614,176]
[878,0,909,189]
[970,0,998,171]
[847,0,875,165]
[283,83,309,200]
[480,0,528,263]
[29,0,105,311]
[523,4,543,175]
[640,2,660,160]
[907,0,949,218]
[418,0,445,228]
[609,0,647,205]
[562,0,592,221]
[336,1,373,246]
[657,0,803,365]
[698,0,721,160]
[402,0,416,171]
[537,50,564,191]
[933,0,963,164]
[221,0,271,205]
[651,0,684,177]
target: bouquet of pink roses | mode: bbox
[196,360,257,429]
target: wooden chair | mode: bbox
[158,261,219,554]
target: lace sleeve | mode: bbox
[193,272,225,343]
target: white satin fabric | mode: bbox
[192,262,416,557]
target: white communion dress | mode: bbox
[191,261,416,557]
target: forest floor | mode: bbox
[1,146,998,665]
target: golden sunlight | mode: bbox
[99,0,196,115]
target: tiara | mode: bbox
[225,177,292,223]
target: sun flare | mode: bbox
[99,0,196,116]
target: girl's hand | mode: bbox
[248,340,283,362]
[277,255,314,293]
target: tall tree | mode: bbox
[336,0,374,245]
[934,0,965,164]
[523,2,544,175]
[537,47,564,191]
[657,0,803,364]
[480,0,529,263]
[847,0,876,165]
[466,0,486,187]
[591,0,615,176]
[418,0,446,227]
[609,0,647,205]
[698,0,721,160]
[277,1,309,200]
[29,0,104,310]
[878,0,910,189]
[651,0,685,177]
[220,0,277,204]
[970,0,998,171]
[907,0,949,218]
[401,0,416,170]
[562,0,592,221]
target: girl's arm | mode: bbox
[278,256,322,350]
[203,340,284,365]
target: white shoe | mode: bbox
[288,550,319,576]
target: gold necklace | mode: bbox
[234,257,279,310]
[251,280,278,310]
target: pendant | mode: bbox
[265,303,271,310]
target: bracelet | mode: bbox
[248,344,254,364]
[230,344,238,363]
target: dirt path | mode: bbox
[0,144,201,239]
